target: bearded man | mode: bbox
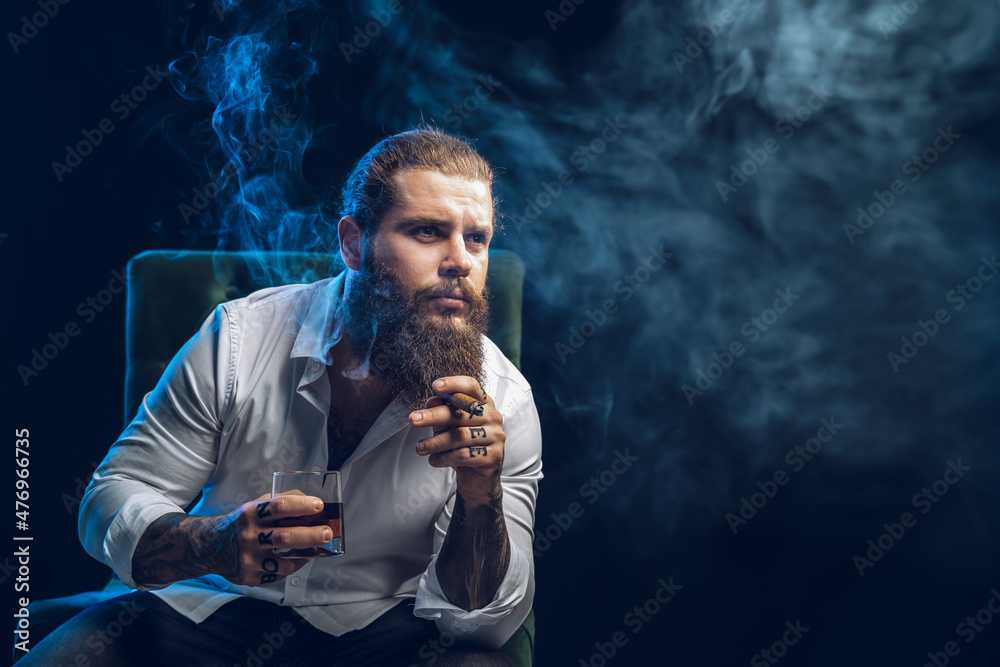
[19,128,541,666]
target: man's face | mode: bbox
[368,168,494,322]
[341,169,494,407]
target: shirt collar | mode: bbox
[291,270,348,366]
[289,270,414,441]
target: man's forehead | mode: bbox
[389,169,493,214]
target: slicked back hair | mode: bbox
[337,127,495,241]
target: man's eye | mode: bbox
[469,233,487,245]
[414,226,439,237]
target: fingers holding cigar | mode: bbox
[410,377,492,423]
[408,376,502,446]
[408,376,505,506]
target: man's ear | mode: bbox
[338,215,364,271]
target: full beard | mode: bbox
[341,255,490,409]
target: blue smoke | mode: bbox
[152,0,1000,563]
[161,0,329,283]
[340,0,1000,555]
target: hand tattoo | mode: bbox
[258,530,273,545]
[260,557,279,584]
[469,427,487,439]
[256,501,272,519]
[468,446,488,457]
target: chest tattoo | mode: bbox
[327,403,371,470]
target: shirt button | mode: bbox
[291,577,301,586]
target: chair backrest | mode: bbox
[123,249,525,426]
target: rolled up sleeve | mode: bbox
[78,304,233,589]
[413,386,543,649]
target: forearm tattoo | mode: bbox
[132,512,241,586]
[436,484,511,611]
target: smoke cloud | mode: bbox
[153,0,1000,559]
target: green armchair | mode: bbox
[20,249,534,666]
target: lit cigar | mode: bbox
[435,392,484,417]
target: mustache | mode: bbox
[413,279,488,308]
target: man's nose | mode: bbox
[440,234,473,277]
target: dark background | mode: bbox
[5,0,1000,664]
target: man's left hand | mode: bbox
[409,376,504,507]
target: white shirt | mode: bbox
[78,272,542,648]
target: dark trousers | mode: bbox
[14,592,514,667]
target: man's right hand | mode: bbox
[131,492,333,588]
